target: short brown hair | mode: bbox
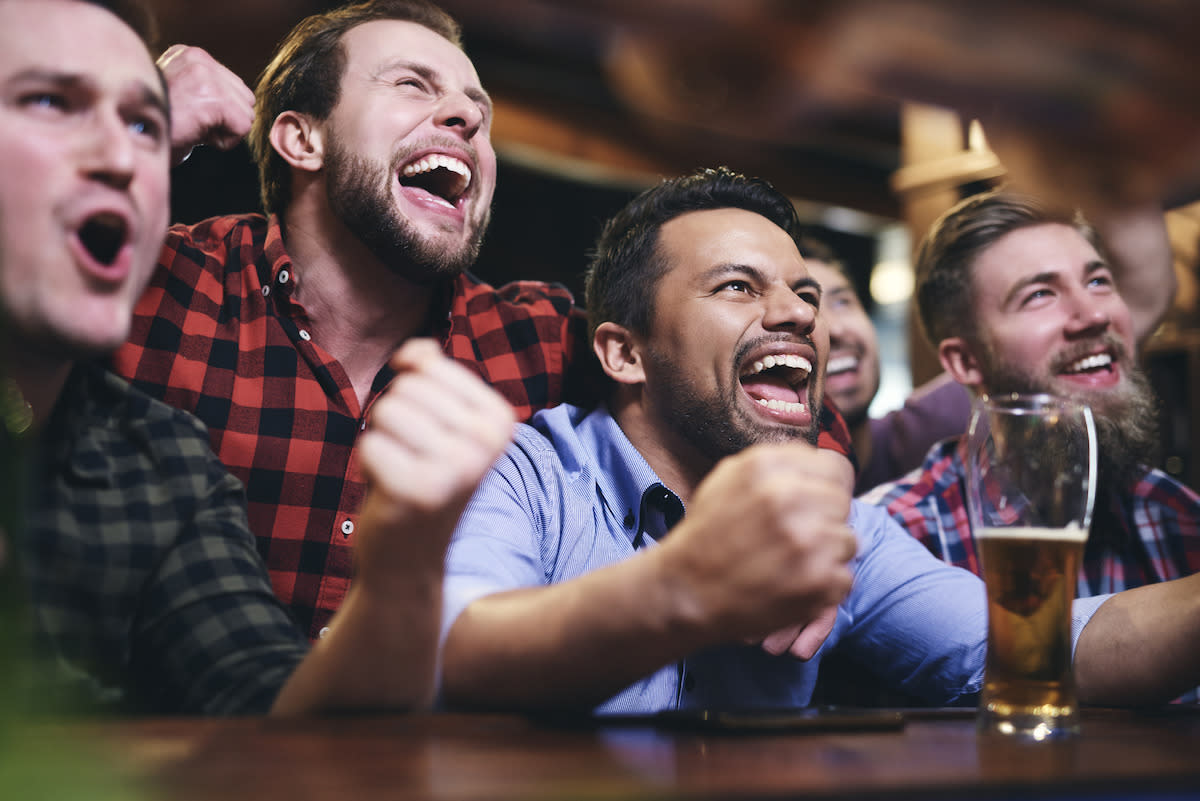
[914,189,1100,348]
[249,0,463,216]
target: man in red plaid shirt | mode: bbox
[110,0,855,640]
[857,190,1200,704]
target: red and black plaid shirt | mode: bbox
[112,214,853,639]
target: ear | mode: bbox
[593,322,646,386]
[268,111,325,173]
[938,336,985,388]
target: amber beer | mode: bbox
[977,524,1086,738]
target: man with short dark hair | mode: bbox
[437,169,1200,714]
[797,236,972,495]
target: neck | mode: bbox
[280,204,439,405]
[608,391,711,504]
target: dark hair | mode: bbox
[796,234,840,269]
[584,167,802,340]
[250,0,463,216]
[914,189,1100,348]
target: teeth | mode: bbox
[748,354,812,376]
[756,398,808,415]
[827,355,857,375]
[401,154,472,184]
[1065,353,1112,373]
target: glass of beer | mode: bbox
[965,393,1096,741]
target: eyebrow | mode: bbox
[1003,270,1059,307]
[375,60,494,116]
[1002,259,1109,307]
[8,68,168,120]
[700,263,822,298]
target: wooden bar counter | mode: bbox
[21,706,1200,800]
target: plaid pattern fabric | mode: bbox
[111,213,854,639]
[26,362,307,715]
[862,437,1200,592]
[859,436,1200,706]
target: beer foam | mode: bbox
[975,524,1088,543]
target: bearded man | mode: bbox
[108,0,854,640]
[862,191,1200,685]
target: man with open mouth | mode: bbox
[862,189,1200,702]
[435,168,1200,714]
[1,0,516,716]
[108,0,856,642]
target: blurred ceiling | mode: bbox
[148,1,906,220]
[149,0,1200,292]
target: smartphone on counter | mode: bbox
[597,706,907,734]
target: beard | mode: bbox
[641,337,821,468]
[324,137,487,284]
[977,333,1160,493]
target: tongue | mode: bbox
[742,376,802,404]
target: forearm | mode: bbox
[270,489,457,716]
[441,551,711,712]
[1074,575,1200,706]
[1091,203,1176,347]
[270,575,444,716]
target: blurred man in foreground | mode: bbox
[0,0,513,715]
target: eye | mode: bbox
[394,77,428,91]
[1020,287,1054,307]
[128,115,164,142]
[798,289,821,308]
[718,279,752,294]
[21,91,69,113]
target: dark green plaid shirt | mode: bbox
[24,362,307,715]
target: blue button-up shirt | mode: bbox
[443,404,1107,714]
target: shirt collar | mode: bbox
[572,404,686,548]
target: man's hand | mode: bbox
[354,340,516,591]
[158,45,256,165]
[658,442,857,646]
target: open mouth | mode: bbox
[78,212,129,266]
[1060,351,1115,377]
[740,352,812,415]
[826,353,859,377]
[399,154,472,209]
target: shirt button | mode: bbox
[299,329,311,341]
[318,627,331,639]
[261,285,270,297]
[278,270,290,284]
[341,519,354,536]
[360,421,368,431]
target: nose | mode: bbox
[80,106,135,190]
[435,90,485,139]
[1064,287,1111,337]
[763,285,816,333]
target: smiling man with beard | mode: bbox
[104,0,857,642]
[432,169,1200,714]
[862,189,1200,699]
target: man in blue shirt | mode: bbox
[438,167,1200,714]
